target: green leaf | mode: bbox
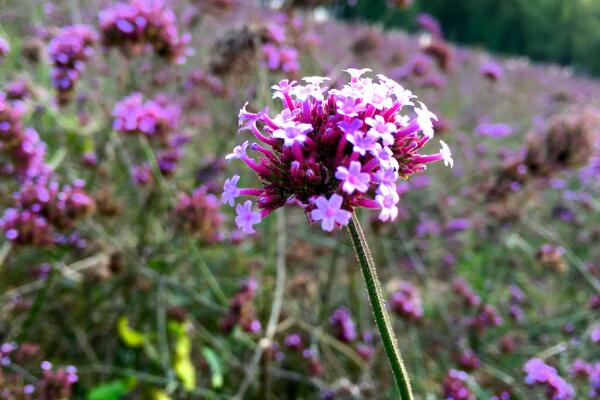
[87,379,134,400]
[201,347,224,389]
[117,317,146,348]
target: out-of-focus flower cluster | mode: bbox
[208,19,302,81]
[47,25,97,105]
[261,22,300,76]
[329,306,357,343]
[219,278,261,334]
[99,0,191,64]
[1,178,95,247]
[0,95,48,179]
[452,277,503,334]
[174,185,225,243]
[223,69,452,233]
[0,93,94,246]
[390,281,423,322]
[0,36,9,62]
[524,358,575,400]
[0,343,78,400]
[486,109,600,221]
[112,92,188,182]
[112,92,179,139]
[442,369,475,400]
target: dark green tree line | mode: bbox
[336,0,600,76]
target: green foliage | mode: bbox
[87,379,135,400]
[201,347,224,389]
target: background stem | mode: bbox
[347,213,414,400]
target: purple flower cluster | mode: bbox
[475,122,513,139]
[112,92,180,139]
[507,284,526,323]
[6,79,30,101]
[469,304,503,334]
[417,13,443,39]
[99,0,191,64]
[0,36,9,61]
[0,94,49,179]
[262,23,300,76]
[355,330,376,361]
[174,186,225,243]
[591,363,600,398]
[0,344,78,399]
[284,333,303,350]
[442,369,474,400]
[0,93,94,246]
[452,277,481,308]
[480,61,504,82]
[592,325,600,343]
[113,93,187,182]
[219,278,261,334]
[1,178,95,246]
[390,281,423,322]
[223,69,452,233]
[570,360,600,397]
[0,342,17,365]
[329,306,357,342]
[456,349,481,371]
[523,358,575,400]
[47,25,97,105]
[38,361,79,399]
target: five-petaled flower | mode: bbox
[335,161,371,194]
[222,175,241,206]
[310,194,352,232]
[235,201,261,234]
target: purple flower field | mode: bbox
[0,1,599,399]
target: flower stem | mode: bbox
[347,213,414,400]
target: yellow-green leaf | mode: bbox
[150,389,171,400]
[171,323,196,391]
[117,317,146,348]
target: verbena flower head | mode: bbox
[329,306,357,342]
[442,369,474,400]
[219,278,261,334]
[1,177,96,246]
[223,69,452,232]
[47,24,97,104]
[523,358,575,400]
[175,186,224,244]
[390,281,423,322]
[113,92,180,138]
[99,0,191,64]
[0,93,49,179]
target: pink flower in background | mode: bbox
[480,60,504,81]
[524,358,575,400]
[47,24,97,104]
[99,0,191,64]
[0,37,9,61]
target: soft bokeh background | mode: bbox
[0,1,599,399]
